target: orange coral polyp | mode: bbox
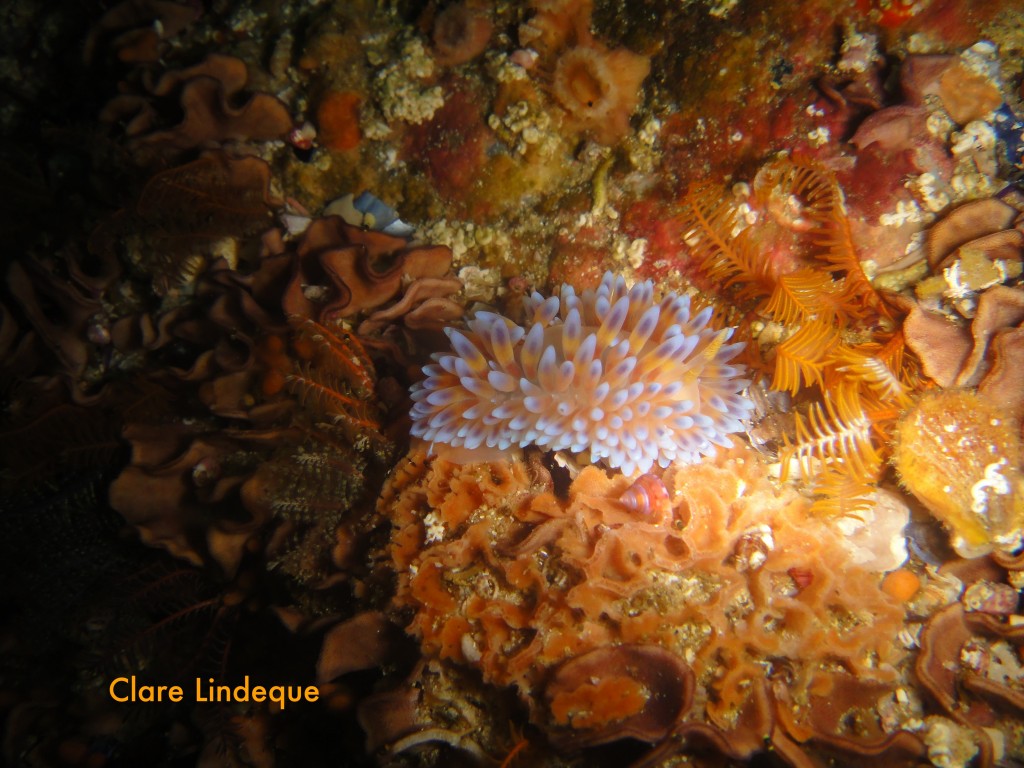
[563,57,604,106]
[432,1,493,66]
[551,46,651,144]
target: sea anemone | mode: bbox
[409,272,754,474]
[431,1,493,67]
[551,44,651,144]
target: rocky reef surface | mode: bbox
[2,1,1024,766]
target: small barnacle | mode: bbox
[461,632,482,663]
[908,567,964,619]
[908,171,952,214]
[458,265,502,303]
[489,99,557,157]
[950,120,996,157]
[423,511,446,544]
[985,640,1024,687]
[897,623,922,649]
[962,580,1020,615]
[837,28,881,74]
[959,638,991,675]
[876,686,924,734]
[731,524,774,572]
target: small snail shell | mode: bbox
[619,473,670,517]
[192,456,222,487]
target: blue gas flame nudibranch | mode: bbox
[409,272,755,475]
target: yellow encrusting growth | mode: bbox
[892,389,1024,557]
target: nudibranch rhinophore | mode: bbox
[410,272,754,474]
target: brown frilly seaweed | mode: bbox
[902,198,1024,416]
[6,259,102,389]
[2,240,127,408]
[84,0,199,65]
[905,288,1024,414]
[109,422,278,573]
[90,152,281,295]
[907,551,1024,768]
[317,611,407,685]
[544,644,694,749]
[255,215,461,340]
[109,307,391,585]
[100,53,292,160]
[102,205,403,586]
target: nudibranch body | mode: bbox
[410,272,754,475]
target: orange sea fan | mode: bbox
[825,342,913,409]
[674,154,935,520]
[756,156,891,323]
[292,319,375,400]
[286,366,380,436]
[806,466,878,517]
[770,319,840,395]
[284,320,385,449]
[678,185,775,302]
[779,384,884,486]
[762,268,843,326]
